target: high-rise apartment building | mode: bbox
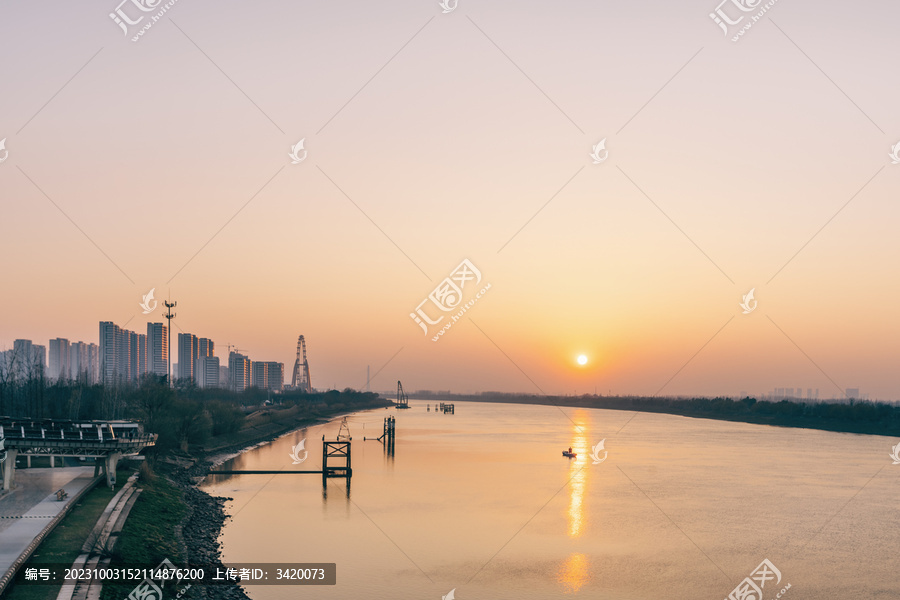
[195,356,220,388]
[129,331,148,381]
[99,322,122,383]
[229,352,251,392]
[146,323,168,378]
[198,338,214,359]
[100,322,155,384]
[70,341,99,384]
[266,362,284,392]
[251,361,284,391]
[178,333,199,381]
[251,361,268,390]
[48,338,70,381]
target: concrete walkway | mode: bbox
[0,467,97,587]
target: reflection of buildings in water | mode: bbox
[557,552,591,594]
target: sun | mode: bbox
[577,354,588,366]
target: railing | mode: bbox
[4,433,157,446]
[0,420,146,443]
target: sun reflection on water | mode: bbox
[557,413,592,593]
[566,414,589,538]
[557,552,591,593]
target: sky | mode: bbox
[0,0,898,399]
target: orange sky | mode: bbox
[1,1,898,398]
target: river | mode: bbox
[201,400,899,599]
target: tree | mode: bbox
[168,398,211,451]
[131,374,174,430]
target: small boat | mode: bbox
[562,447,576,458]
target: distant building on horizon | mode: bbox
[770,387,822,401]
[5,339,47,379]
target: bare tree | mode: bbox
[131,375,174,429]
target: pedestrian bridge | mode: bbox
[0,418,156,490]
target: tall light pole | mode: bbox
[164,299,176,387]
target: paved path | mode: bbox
[0,467,97,584]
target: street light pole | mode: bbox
[164,299,176,387]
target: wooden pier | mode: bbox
[322,438,351,491]
[209,435,352,495]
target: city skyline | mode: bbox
[1,1,898,399]
[0,327,875,402]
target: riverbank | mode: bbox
[148,395,392,599]
[414,392,900,437]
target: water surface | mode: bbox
[202,401,900,599]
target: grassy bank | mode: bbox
[98,470,186,600]
[202,394,393,453]
[108,473,185,566]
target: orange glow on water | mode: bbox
[557,552,591,594]
[566,413,589,538]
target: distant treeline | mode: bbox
[0,373,386,451]
[414,391,900,436]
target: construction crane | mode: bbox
[291,335,312,392]
[396,381,409,409]
[225,344,246,357]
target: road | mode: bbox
[0,466,97,590]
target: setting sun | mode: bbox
[577,355,588,366]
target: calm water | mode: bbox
[202,401,900,599]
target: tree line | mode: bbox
[0,357,385,451]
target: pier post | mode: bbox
[346,441,351,479]
[2,450,18,491]
[389,417,395,454]
[104,451,121,488]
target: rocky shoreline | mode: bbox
[166,457,249,599]
[157,402,391,599]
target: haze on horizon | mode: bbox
[1,0,898,399]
